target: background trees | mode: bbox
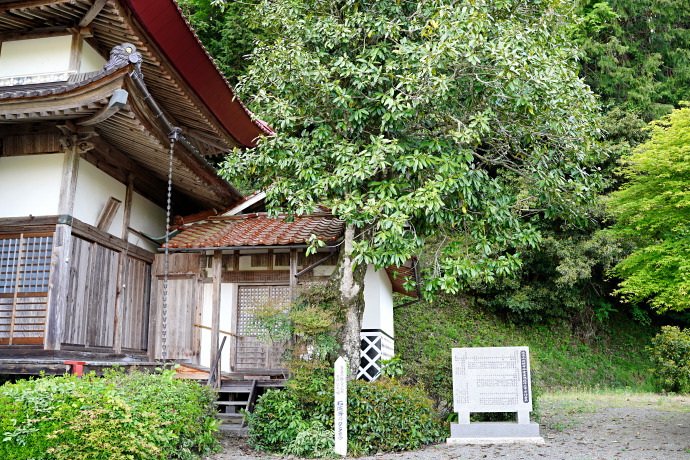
[215,0,604,364]
[606,106,690,313]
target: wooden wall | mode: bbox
[62,235,151,351]
[148,253,201,360]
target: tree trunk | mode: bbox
[328,224,367,379]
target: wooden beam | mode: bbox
[44,135,79,351]
[113,174,135,354]
[182,127,231,152]
[0,26,70,42]
[122,173,134,240]
[69,32,83,72]
[210,250,222,383]
[289,249,298,295]
[70,218,154,264]
[0,216,58,235]
[94,197,121,231]
[0,0,70,9]
[0,123,60,138]
[77,89,128,126]
[112,252,124,354]
[78,0,106,28]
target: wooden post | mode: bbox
[8,235,25,346]
[289,249,298,297]
[113,174,134,354]
[45,136,79,351]
[210,250,222,381]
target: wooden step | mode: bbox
[213,400,249,406]
[217,387,252,393]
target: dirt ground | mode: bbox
[206,392,690,460]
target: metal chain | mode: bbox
[162,140,173,361]
[162,127,181,361]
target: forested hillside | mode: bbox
[182,0,690,385]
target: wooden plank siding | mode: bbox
[61,236,151,352]
[148,253,200,360]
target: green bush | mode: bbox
[343,379,446,456]
[648,326,690,393]
[0,368,220,459]
[246,389,308,453]
[247,378,445,457]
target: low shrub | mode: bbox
[342,379,446,456]
[247,377,445,457]
[246,389,308,452]
[648,325,690,393]
[0,368,220,459]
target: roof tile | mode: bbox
[165,213,344,248]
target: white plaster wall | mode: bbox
[80,41,106,73]
[0,154,63,218]
[200,282,235,374]
[0,35,72,78]
[73,159,126,235]
[362,264,395,337]
[127,192,166,253]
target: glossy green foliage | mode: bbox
[247,379,445,456]
[648,326,690,393]
[576,0,690,120]
[0,369,220,459]
[219,0,604,293]
[606,106,690,312]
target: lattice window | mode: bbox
[237,285,291,336]
[0,233,53,345]
[0,234,52,294]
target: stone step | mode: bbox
[216,413,245,421]
[218,424,249,436]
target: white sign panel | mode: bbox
[334,357,347,456]
[452,347,532,417]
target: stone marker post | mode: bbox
[334,357,348,456]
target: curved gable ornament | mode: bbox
[104,43,143,78]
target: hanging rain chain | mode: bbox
[162,127,182,362]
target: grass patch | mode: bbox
[542,389,690,413]
[395,293,658,414]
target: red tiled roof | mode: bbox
[165,213,344,248]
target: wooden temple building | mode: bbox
[0,0,417,384]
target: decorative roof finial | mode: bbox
[104,43,143,78]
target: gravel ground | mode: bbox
[206,394,690,460]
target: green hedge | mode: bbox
[247,378,446,457]
[0,368,220,459]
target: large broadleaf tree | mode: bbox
[219,0,605,367]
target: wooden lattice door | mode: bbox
[0,234,53,345]
[235,285,291,371]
